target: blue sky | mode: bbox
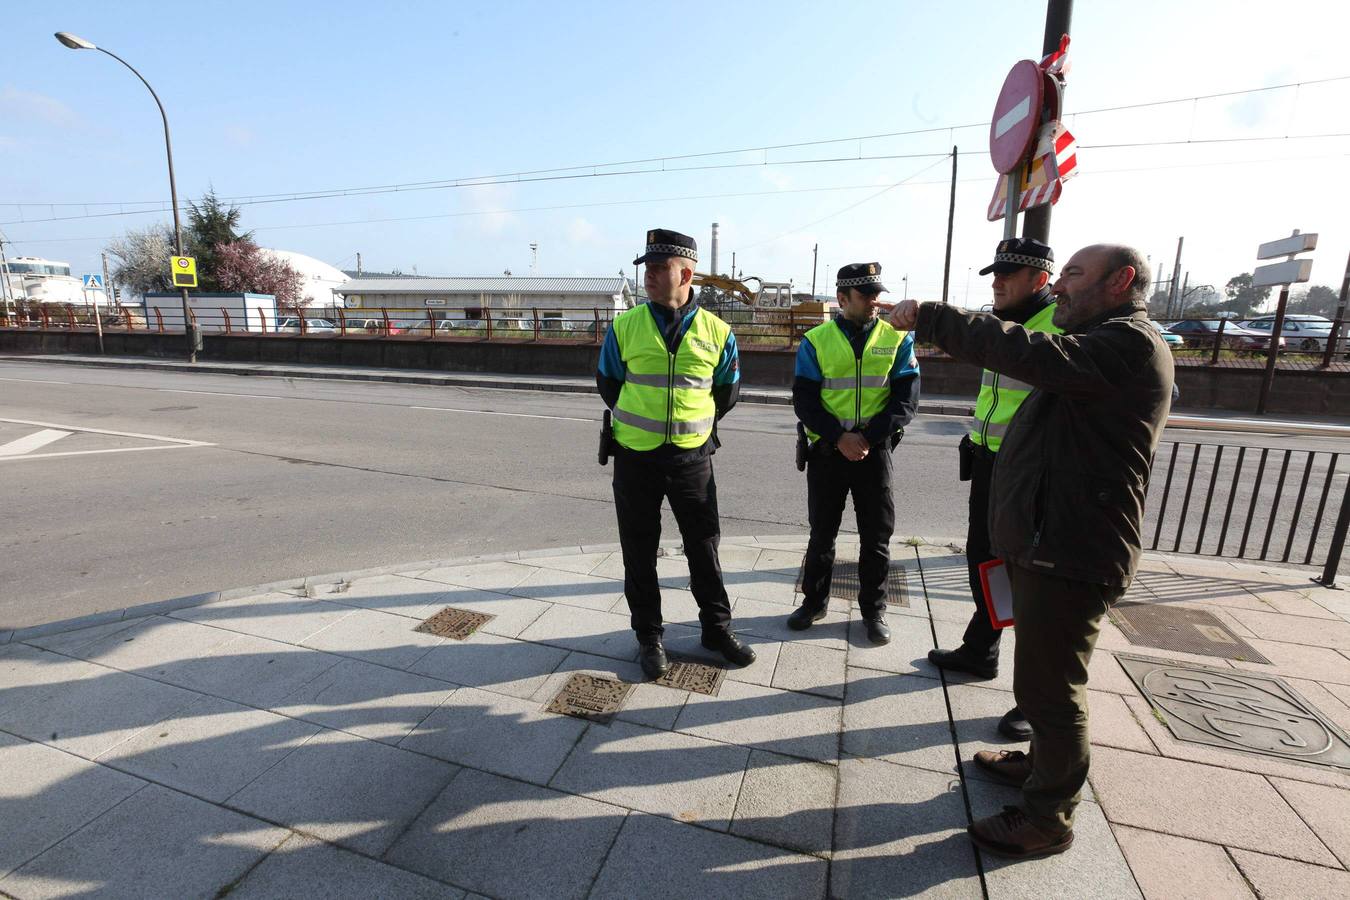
[4,0,1349,306]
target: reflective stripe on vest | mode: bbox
[802,318,906,443]
[970,302,1061,452]
[611,303,730,451]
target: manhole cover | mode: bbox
[1116,654,1350,770]
[416,606,494,640]
[1108,602,1269,663]
[545,673,633,724]
[794,559,910,607]
[655,660,726,696]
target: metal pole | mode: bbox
[1322,249,1350,368]
[1021,0,1073,243]
[91,45,195,362]
[1315,474,1350,588]
[1002,161,1023,240]
[1256,284,1291,415]
[1167,236,1184,318]
[810,243,818,296]
[942,145,957,303]
[1176,272,1190,317]
[0,231,12,324]
[93,252,110,354]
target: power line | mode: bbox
[4,72,1348,213]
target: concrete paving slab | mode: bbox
[514,551,611,576]
[831,756,981,899]
[658,628,778,687]
[930,617,1015,689]
[169,631,345,708]
[751,546,806,574]
[70,616,240,676]
[847,616,943,679]
[311,573,459,619]
[99,695,318,802]
[410,587,550,638]
[1226,607,1350,650]
[1247,590,1347,621]
[731,749,836,856]
[675,678,841,763]
[1269,777,1350,868]
[844,667,961,777]
[0,783,288,900]
[1229,849,1350,900]
[410,630,569,700]
[1089,649,1145,696]
[1088,688,1159,755]
[415,560,537,593]
[609,585,707,627]
[720,569,801,606]
[1088,745,1340,865]
[516,603,640,661]
[506,568,626,612]
[228,728,459,856]
[771,641,846,700]
[400,685,587,785]
[529,651,688,731]
[386,767,625,900]
[0,733,146,878]
[1113,825,1255,900]
[587,551,690,588]
[301,606,446,670]
[1233,637,1350,685]
[0,642,106,695]
[912,555,988,625]
[718,541,764,572]
[20,618,146,655]
[232,833,461,899]
[550,717,749,829]
[170,591,357,645]
[965,780,1140,899]
[732,596,851,652]
[273,657,457,744]
[589,812,828,900]
[0,657,201,760]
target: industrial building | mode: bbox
[332,275,633,322]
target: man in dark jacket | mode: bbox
[891,243,1173,859]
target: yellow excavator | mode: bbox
[691,273,825,316]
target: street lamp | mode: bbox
[55,31,197,361]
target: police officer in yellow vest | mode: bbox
[597,228,755,680]
[928,238,1060,740]
[787,263,920,644]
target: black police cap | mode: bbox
[979,238,1054,276]
[633,228,698,266]
[836,262,887,293]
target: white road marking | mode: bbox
[0,417,214,462]
[0,445,205,463]
[0,377,72,385]
[159,389,287,400]
[0,428,73,456]
[410,405,593,423]
[0,417,212,446]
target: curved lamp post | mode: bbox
[55,31,197,361]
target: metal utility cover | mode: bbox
[795,559,909,608]
[1116,654,1350,770]
[545,673,633,725]
[416,606,495,640]
[1108,602,1269,664]
[655,660,726,696]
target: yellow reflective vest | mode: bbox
[802,318,907,443]
[970,301,1061,452]
[611,303,731,452]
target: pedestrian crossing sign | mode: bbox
[82,273,104,291]
[171,256,198,288]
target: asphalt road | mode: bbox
[2,360,1346,630]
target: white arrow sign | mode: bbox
[1252,258,1315,288]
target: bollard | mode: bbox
[1315,475,1350,589]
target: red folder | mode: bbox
[978,558,1015,629]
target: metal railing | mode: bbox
[1146,440,1350,586]
[1153,316,1350,372]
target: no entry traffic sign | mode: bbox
[989,59,1043,174]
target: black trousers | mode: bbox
[612,451,732,640]
[961,440,1003,666]
[800,443,895,618]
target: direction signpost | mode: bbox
[1254,229,1318,414]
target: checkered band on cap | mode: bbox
[645,243,698,261]
[837,273,885,288]
[994,252,1054,272]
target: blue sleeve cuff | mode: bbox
[795,340,823,381]
[890,332,920,379]
[713,331,740,385]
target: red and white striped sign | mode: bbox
[987,121,1077,221]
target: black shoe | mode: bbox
[927,647,998,680]
[638,639,669,680]
[998,706,1033,742]
[863,616,891,645]
[701,630,756,667]
[787,605,827,631]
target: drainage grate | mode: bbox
[545,673,633,725]
[416,607,495,640]
[1108,602,1269,663]
[794,559,910,607]
[655,660,726,696]
[1116,654,1350,770]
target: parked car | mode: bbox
[1238,315,1338,353]
[1164,319,1284,351]
[1148,319,1184,348]
[341,316,389,334]
[275,316,338,334]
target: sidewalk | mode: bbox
[2,537,1349,898]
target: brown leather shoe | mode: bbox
[968,806,1074,859]
[973,749,1032,786]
